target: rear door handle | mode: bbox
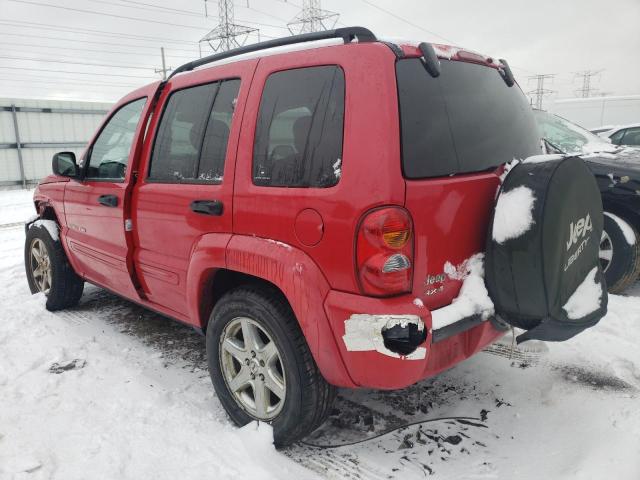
[98,194,118,207]
[190,199,223,216]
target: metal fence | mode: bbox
[0,97,111,188]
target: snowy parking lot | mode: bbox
[1,189,640,480]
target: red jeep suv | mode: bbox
[24,27,606,446]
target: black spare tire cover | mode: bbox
[485,156,608,343]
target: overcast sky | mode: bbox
[1,0,638,106]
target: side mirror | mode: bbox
[52,151,78,177]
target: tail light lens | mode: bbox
[356,207,414,296]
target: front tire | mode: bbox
[25,222,84,311]
[206,285,335,447]
[600,213,640,293]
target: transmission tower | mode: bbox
[526,74,555,109]
[287,0,339,34]
[200,0,258,53]
[574,70,603,98]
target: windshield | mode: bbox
[396,58,540,178]
[533,110,617,155]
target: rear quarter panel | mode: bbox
[232,42,406,293]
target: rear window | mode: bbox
[397,58,540,178]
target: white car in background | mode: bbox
[590,125,619,136]
[600,123,640,146]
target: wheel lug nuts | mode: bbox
[244,359,250,365]
[259,374,264,381]
[250,373,255,380]
[251,351,256,358]
[259,360,265,367]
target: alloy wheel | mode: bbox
[219,316,286,420]
[30,238,52,294]
[599,230,613,273]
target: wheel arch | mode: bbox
[189,234,354,387]
[30,199,61,224]
[602,202,640,232]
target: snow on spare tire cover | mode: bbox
[485,156,608,343]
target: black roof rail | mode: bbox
[167,26,376,81]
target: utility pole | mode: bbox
[526,74,555,110]
[574,70,603,98]
[154,47,171,80]
[287,0,339,34]
[200,0,258,53]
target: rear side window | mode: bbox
[397,59,540,178]
[149,79,240,183]
[253,66,345,188]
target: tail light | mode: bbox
[356,207,414,296]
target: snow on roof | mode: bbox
[608,122,640,131]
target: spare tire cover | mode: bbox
[485,156,608,343]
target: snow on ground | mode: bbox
[2,191,640,479]
[0,188,35,225]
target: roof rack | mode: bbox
[167,26,376,81]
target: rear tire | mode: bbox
[25,222,84,311]
[206,285,335,447]
[600,213,640,293]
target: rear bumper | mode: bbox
[323,290,505,389]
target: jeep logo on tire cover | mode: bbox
[566,213,593,251]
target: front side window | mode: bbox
[149,79,240,183]
[253,66,345,188]
[86,98,146,180]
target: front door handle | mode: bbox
[98,194,118,207]
[190,199,223,216]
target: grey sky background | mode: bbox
[1,0,638,105]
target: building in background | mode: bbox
[547,95,640,129]
[0,98,111,188]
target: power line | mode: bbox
[0,41,195,60]
[287,0,339,34]
[358,0,456,44]
[574,70,604,98]
[154,47,172,80]
[200,0,259,53]
[3,49,192,66]
[87,0,202,17]
[242,3,293,25]
[0,65,157,79]
[0,19,201,47]
[0,76,139,88]
[0,55,157,71]
[95,0,292,29]
[527,74,555,109]
[7,0,211,31]
[0,31,198,54]
[6,0,290,32]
